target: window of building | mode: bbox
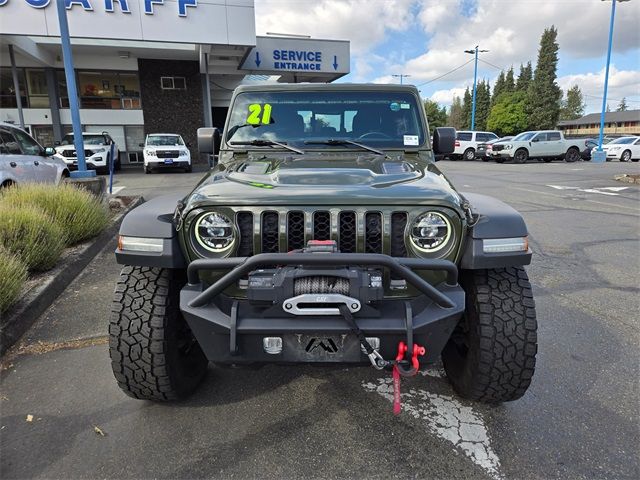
[76,70,141,109]
[0,67,27,108]
[32,125,55,147]
[26,69,49,108]
[160,76,186,90]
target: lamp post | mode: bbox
[56,0,94,178]
[464,46,488,130]
[392,74,411,85]
[593,0,630,162]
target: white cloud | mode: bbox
[429,86,467,106]
[558,66,640,112]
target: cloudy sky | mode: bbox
[255,0,640,113]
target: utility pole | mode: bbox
[594,0,630,162]
[464,46,488,130]
[392,74,411,85]
[56,0,94,178]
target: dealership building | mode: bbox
[0,0,350,164]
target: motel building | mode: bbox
[0,0,350,165]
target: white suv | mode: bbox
[142,133,192,173]
[54,132,120,174]
[451,130,499,160]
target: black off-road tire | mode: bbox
[442,267,537,403]
[564,147,580,163]
[514,148,529,164]
[463,148,476,161]
[109,266,208,401]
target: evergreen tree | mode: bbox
[559,84,585,120]
[505,67,515,93]
[474,80,492,131]
[617,97,628,111]
[462,87,472,129]
[606,103,611,112]
[487,91,528,136]
[491,71,506,105]
[423,99,448,130]
[516,62,533,92]
[525,26,562,130]
[448,95,466,130]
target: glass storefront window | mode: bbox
[77,70,141,109]
[0,67,27,108]
[26,69,50,108]
[32,125,55,147]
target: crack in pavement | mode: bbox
[362,369,502,480]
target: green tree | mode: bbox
[491,71,506,105]
[525,26,562,129]
[516,62,533,92]
[475,80,492,131]
[560,84,585,120]
[448,95,466,130]
[505,67,515,93]
[617,97,628,111]
[462,87,472,129]
[423,99,448,130]
[487,91,529,136]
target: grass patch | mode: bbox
[0,246,28,313]
[1,183,109,246]
[0,204,66,272]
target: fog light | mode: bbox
[263,337,283,354]
[360,337,380,354]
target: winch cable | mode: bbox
[338,305,387,369]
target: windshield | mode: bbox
[147,135,184,146]
[513,132,536,141]
[61,134,105,145]
[609,137,636,145]
[226,91,426,149]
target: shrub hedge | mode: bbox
[0,246,28,313]
[0,183,109,246]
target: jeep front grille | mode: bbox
[235,209,409,256]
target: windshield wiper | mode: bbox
[230,139,304,155]
[304,139,384,156]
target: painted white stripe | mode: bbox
[109,186,126,195]
[362,369,503,479]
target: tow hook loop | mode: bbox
[392,341,426,415]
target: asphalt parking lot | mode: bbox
[1,160,639,480]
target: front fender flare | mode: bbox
[459,192,532,269]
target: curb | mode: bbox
[614,174,640,185]
[0,196,144,357]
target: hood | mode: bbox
[185,152,462,209]
[145,145,186,151]
[55,143,107,152]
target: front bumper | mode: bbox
[180,253,465,365]
[490,151,513,159]
[146,159,190,168]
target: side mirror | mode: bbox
[432,127,456,156]
[54,141,61,146]
[186,142,192,148]
[44,147,56,156]
[197,127,221,155]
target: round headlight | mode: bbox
[410,212,451,252]
[194,212,235,252]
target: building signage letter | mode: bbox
[178,0,196,17]
[24,0,51,7]
[105,0,130,13]
[66,0,93,10]
[144,0,162,14]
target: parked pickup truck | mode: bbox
[490,130,583,163]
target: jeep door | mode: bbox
[12,128,57,183]
[0,128,36,185]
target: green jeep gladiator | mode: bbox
[111,84,537,405]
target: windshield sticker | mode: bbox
[404,135,419,146]
[400,103,411,109]
[389,102,401,112]
[247,103,273,125]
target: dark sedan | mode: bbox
[477,136,513,161]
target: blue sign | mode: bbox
[0,0,198,16]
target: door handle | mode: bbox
[34,160,40,166]
[10,161,17,168]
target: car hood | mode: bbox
[184,152,463,209]
[55,144,106,152]
[145,145,186,150]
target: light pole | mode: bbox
[56,0,94,178]
[392,74,411,85]
[593,0,630,162]
[464,46,488,130]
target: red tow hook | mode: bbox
[392,341,425,415]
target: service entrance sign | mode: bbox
[241,36,350,75]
